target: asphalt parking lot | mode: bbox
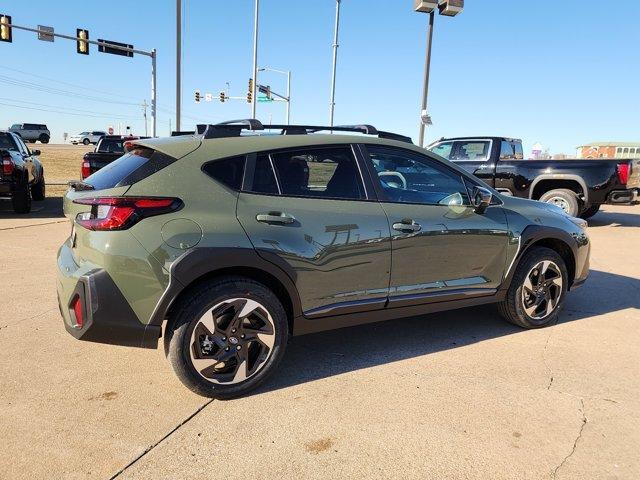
[1,197,638,480]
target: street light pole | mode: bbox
[176,0,181,132]
[418,10,434,147]
[151,48,157,137]
[329,0,341,127]
[286,70,291,124]
[251,0,259,119]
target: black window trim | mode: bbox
[240,143,374,202]
[200,154,248,193]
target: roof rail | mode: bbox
[171,130,195,136]
[194,119,413,144]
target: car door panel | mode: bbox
[363,144,509,306]
[236,146,392,316]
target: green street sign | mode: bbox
[257,95,273,103]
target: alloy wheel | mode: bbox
[521,261,563,320]
[547,196,570,213]
[189,298,276,384]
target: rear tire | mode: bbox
[539,189,581,217]
[12,178,31,213]
[82,138,90,145]
[579,204,600,219]
[39,134,50,144]
[166,277,289,399]
[31,174,45,201]
[497,247,568,329]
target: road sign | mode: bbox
[108,126,114,135]
[37,25,54,42]
[98,38,134,57]
[257,95,273,103]
[205,93,213,102]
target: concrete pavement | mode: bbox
[0,202,638,479]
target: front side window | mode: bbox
[368,146,470,206]
[450,140,491,161]
[249,147,365,200]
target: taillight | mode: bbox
[617,163,630,185]
[73,196,182,231]
[70,294,83,328]
[2,155,13,175]
[81,155,90,179]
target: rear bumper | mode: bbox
[607,188,639,204]
[56,241,160,349]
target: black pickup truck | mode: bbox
[81,135,148,179]
[0,131,45,213]
[428,136,640,218]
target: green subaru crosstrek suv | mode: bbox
[57,121,590,398]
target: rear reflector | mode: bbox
[617,163,630,185]
[70,294,83,328]
[73,196,183,231]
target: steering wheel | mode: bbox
[378,171,407,190]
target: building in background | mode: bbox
[576,142,640,159]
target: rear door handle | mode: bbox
[392,219,422,233]
[256,212,296,225]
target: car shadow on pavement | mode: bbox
[589,210,640,228]
[261,269,639,395]
[0,196,63,219]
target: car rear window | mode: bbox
[97,138,125,153]
[85,147,177,190]
[0,132,17,150]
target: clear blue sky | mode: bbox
[0,0,638,155]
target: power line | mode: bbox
[0,100,143,120]
[0,97,141,119]
[0,64,144,102]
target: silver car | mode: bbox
[69,131,106,145]
[8,123,50,144]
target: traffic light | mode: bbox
[0,14,12,43]
[219,91,226,103]
[247,78,253,103]
[76,29,89,55]
[195,90,201,103]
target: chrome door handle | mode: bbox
[392,219,422,233]
[256,212,296,225]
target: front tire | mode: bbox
[498,247,567,329]
[82,138,90,145]
[12,178,31,213]
[539,189,580,217]
[39,134,50,144]
[31,173,45,201]
[167,277,288,399]
[579,204,600,219]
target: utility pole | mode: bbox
[151,48,157,137]
[418,11,434,147]
[286,70,291,124]
[176,0,181,131]
[329,0,341,127]
[142,100,148,136]
[251,0,259,118]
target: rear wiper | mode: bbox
[68,180,95,191]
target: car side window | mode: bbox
[12,134,28,155]
[450,140,491,161]
[430,142,453,160]
[203,156,245,191]
[367,146,470,206]
[500,141,515,159]
[249,147,365,200]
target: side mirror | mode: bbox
[471,186,492,214]
[32,150,41,156]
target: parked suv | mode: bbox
[57,121,590,398]
[8,123,50,144]
[69,131,106,145]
